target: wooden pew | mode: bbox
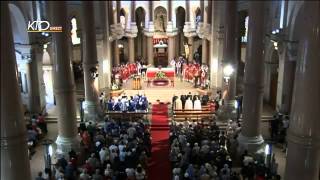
[104,111,150,121]
[172,105,216,121]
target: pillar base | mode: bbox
[55,135,80,158]
[83,100,101,121]
[237,133,264,154]
[217,100,237,121]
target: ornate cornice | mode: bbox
[166,21,178,37]
[110,23,125,41]
[125,22,138,38]
[143,21,155,37]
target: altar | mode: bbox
[146,67,175,87]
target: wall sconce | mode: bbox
[223,64,234,84]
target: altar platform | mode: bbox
[121,77,211,103]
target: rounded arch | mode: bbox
[119,8,127,29]
[8,3,29,44]
[288,2,304,41]
[154,6,167,32]
[135,7,146,59]
[195,7,202,27]
[175,6,186,29]
[135,7,146,29]
[175,6,186,57]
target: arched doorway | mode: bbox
[135,7,146,61]
[269,50,279,109]
[176,7,186,56]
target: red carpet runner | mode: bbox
[148,104,171,180]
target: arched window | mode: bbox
[120,9,126,29]
[242,16,249,43]
[195,8,201,28]
[71,17,80,45]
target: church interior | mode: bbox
[1,1,320,180]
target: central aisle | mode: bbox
[148,104,171,180]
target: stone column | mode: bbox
[237,2,265,152]
[128,37,135,63]
[209,0,219,89]
[276,42,297,114]
[284,2,320,180]
[145,1,154,66]
[201,38,208,65]
[1,2,31,180]
[184,0,197,64]
[114,40,120,65]
[127,1,138,63]
[186,0,190,22]
[147,36,153,66]
[27,45,45,114]
[222,1,237,101]
[82,1,101,121]
[104,1,112,89]
[114,1,121,66]
[143,36,147,60]
[166,0,177,64]
[188,37,193,63]
[49,1,80,155]
[168,36,175,63]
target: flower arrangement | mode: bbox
[155,71,167,79]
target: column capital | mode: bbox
[183,21,197,38]
[144,21,155,37]
[216,26,224,40]
[125,22,138,38]
[196,22,211,41]
[110,23,125,41]
[166,21,178,37]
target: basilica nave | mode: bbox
[1,1,320,180]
